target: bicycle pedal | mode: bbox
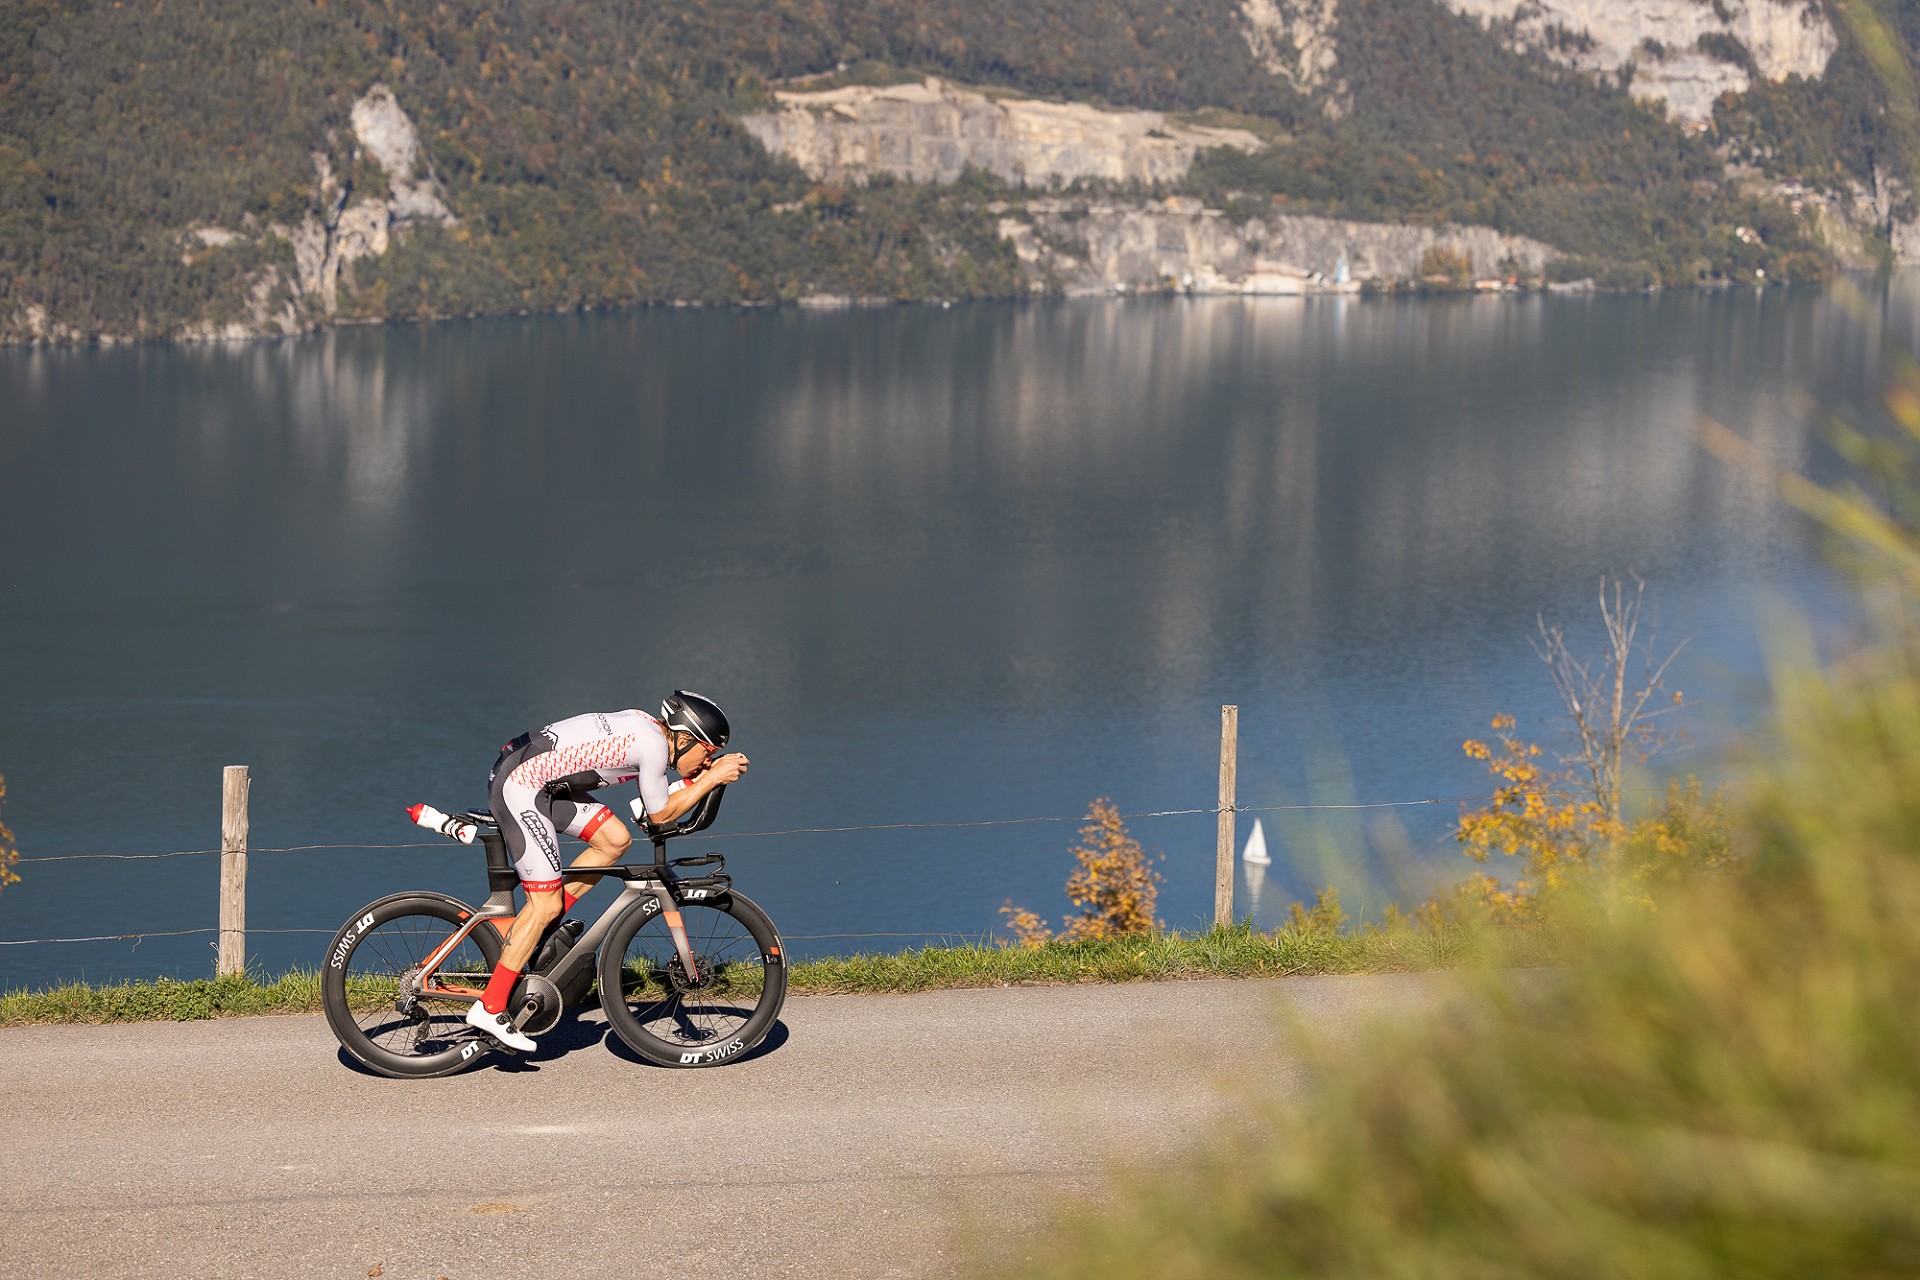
[455,1030,523,1056]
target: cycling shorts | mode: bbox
[486,737,621,892]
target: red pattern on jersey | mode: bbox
[508,734,640,789]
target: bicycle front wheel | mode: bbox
[596,891,787,1067]
[322,894,503,1079]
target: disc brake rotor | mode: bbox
[667,954,714,995]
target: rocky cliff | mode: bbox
[1241,0,1837,125]
[740,78,1266,188]
[162,85,453,343]
[998,198,1558,294]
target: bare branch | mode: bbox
[1533,573,1689,825]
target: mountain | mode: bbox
[1,0,1914,343]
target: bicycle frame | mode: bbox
[412,810,733,1001]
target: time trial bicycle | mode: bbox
[320,785,787,1077]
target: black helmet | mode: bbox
[661,690,729,750]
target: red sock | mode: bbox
[481,963,521,1015]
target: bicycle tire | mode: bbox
[322,894,505,1079]
[596,890,787,1067]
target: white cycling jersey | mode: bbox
[486,710,680,890]
[511,710,678,815]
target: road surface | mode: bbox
[0,973,1451,1278]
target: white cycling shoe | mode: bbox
[465,1001,536,1052]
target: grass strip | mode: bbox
[0,969,331,1026]
[0,923,1531,1027]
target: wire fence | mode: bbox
[0,926,335,948]
[1,787,1662,952]
[12,793,1527,866]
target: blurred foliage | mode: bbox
[982,489,1920,1280]
[3,0,1918,338]
[995,688,1920,1275]
[1001,798,1162,946]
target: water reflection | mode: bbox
[752,295,1812,703]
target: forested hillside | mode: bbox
[0,0,1914,342]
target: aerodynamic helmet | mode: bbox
[660,689,730,751]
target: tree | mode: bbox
[0,774,19,900]
[1448,576,1713,920]
[1001,798,1161,947]
[1534,573,1686,825]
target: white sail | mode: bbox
[1241,817,1272,865]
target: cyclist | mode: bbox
[465,690,749,1051]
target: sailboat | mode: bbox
[1241,817,1272,865]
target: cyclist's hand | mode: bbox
[706,751,750,785]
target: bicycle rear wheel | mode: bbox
[596,891,787,1067]
[322,894,504,1079]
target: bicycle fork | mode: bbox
[656,894,703,987]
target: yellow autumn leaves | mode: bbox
[1449,713,1734,921]
[1001,798,1161,948]
[0,775,17,900]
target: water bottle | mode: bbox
[406,802,478,844]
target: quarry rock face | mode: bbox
[740,78,1265,187]
[1241,0,1837,125]
[742,79,1559,294]
[999,198,1559,294]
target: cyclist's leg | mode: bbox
[477,754,569,1030]
[553,795,630,907]
[499,886,563,970]
[496,795,565,966]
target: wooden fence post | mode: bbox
[1215,705,1238,929]
[218,765,250,977]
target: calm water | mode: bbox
[0,286,1898,988]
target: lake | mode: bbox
[0,283,1898,989]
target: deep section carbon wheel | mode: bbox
[321,893,503,1079]
[596,891,787,1067]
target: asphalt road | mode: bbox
[0,974,1449,1279]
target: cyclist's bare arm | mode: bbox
[646,752,749,826]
